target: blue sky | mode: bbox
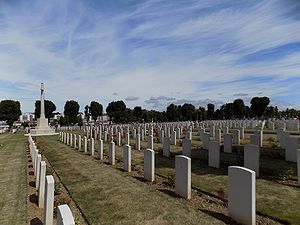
[0,0,300,113]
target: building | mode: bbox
[19,112,35,123]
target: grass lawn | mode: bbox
[37,135,225,225]
[98,131,299,224]
[0,132,27,225]
[55,130,300,224]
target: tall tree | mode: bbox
[106,100,127,123]
[34,100,56,119]
[0,100,21,127]
[250,97,270,118]
[166,104,179,121]
[233,99,245,119]
[207,103,215,119]
[181,103,196,121]
[64,100,80,125]
[90,101,103,121]
[133,106,143,121]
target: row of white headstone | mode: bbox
[28,134,75,225]
[59,132,266,225]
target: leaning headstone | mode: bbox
[175,155,191,199]
[109,141,115,165]
[224,133,233,153]
[208,141,220,168]
[182,139,191,158]
[144,149,155,182]
[38,161,46,208]
[57,204,75,225]
[228,166,255,225]
[244,144,260,177]
[44,175,55,225]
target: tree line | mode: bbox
[35,96,300,126]
[0,96,299,128]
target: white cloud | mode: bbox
[0,0,299,113]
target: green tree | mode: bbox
[250,97,270,118]
[233,99,245,119]
[34,100,56,119]
[133,106,143,121]
[207,103,215,119]
[106,100,127,123]
[77,115,83,128]
[224,103,234,119]
[90,101,103,121]
[166,104,179,121]
[64,100,80,125]
[180,103,196,121]
[0,100,21,127]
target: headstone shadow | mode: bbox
[29,193,38,205]
[29,181,36,187]
[30,217,43,225]
[199,209,238,225]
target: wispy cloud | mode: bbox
[0,0,300,112]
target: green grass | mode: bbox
[105,134,299,224]
[0,132,27,225]
[56,130,300,224]
[37,135,225,225]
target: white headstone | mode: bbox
[208,141,220,168]
[144,149,155,182]
[175,155,191,199]
[228,166,255,225]
[44,175,55,225]
[123,144,131,172]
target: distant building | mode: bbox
[19,112,35,122]
[52,112,63,120]
[97,113,109,124]
[0,121,9,133]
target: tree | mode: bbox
[133,106,143,121]
[106,100,127,123]
[90,101,103,121]
[64,100,80,125]
[0,100,21,127]
[166,104,179,121]
[84,105,90,122]
[233,99,245,119]
[180,103,196,121]
[250,97,270,118]
[207,103,215,119]
[196,107,207,120]
[34,100,56,120]
[77,115,83,128]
